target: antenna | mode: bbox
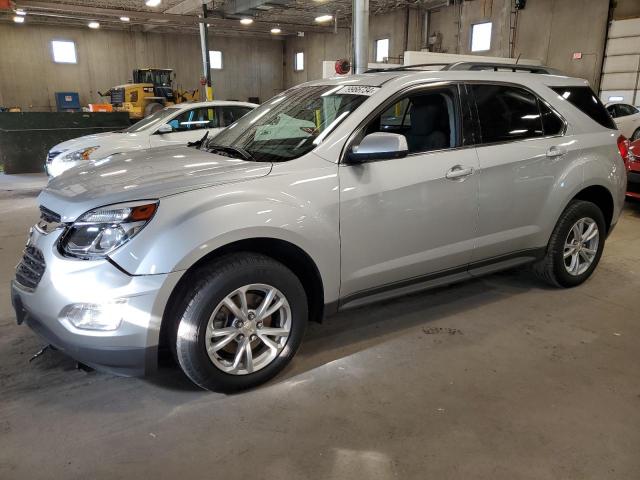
[515,54,522,65]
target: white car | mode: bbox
[45,100,257,177]
[605,102,640,141]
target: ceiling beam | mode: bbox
[13,0,334,33]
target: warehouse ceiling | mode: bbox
[2,0,427,37]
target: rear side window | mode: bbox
[551,86,616,130]
[472,84,543,143]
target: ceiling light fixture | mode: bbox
[13,15,25,23]
[120,16,130,22]
[315,14,333,23]
[15,9,27,15]
[240,17,253,25]
[145,0,162,7]
[271,27,282,34]
[88,21,100,29]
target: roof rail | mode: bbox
[364,63,451,73]
[443,61,561,75]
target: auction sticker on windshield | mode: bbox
[336,86,380,96]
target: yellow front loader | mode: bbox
[100,68,199,121]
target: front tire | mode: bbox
[173,253,307,392]
[532,200,606,288]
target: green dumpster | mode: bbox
[0,112,130,174]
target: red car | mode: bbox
[628,138,640,199]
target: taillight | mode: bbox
[617,135,629,165]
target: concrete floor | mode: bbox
[1,173,639,479]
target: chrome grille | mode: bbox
[15,246,46,290]
[46,151,62,163]
[40,205,61,223]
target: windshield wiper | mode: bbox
[188,131,209,148]
[204,143,254,161]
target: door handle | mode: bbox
[445,165,474,180]
[546,146,567,158]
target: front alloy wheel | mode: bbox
[206,284,291,375]
[173,253,307,392]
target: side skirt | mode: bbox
[332,248,546,313]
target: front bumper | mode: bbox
[11,227,179,376]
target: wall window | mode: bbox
[470,22,492,52]
[209,50,222,70]
[375,38,389,62]
[294,51,304,71]
[51,40,77,64]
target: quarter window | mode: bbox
[551,86,616,130]
[472,84,543,143]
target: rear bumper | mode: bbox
[627,170,640,199]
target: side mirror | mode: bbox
[156,123,173,134]
[346,132,409,163]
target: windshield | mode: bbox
[123,107,180,133]
[205,85,370,162]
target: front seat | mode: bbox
[406,101,448,152]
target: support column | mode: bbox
[352,0,369,74]
[199,1,213,100]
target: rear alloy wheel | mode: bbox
[532,200,606,287]
[173,254,307,392]
[562,218,599,277]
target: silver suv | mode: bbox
[12,63,627,392]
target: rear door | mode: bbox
[469,83,576,263]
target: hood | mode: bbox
[50,131,148,158]
[39,145,272,221]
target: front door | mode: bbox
[339,85,479,301]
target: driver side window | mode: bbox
[169,108,218,132]
[364,88,459,155]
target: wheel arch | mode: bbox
[159,237,326,350]
[571,184,614,233]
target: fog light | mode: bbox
[60,300,127,331]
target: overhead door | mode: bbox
[600,18,640,106]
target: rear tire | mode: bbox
[632,128,640,142]
[532,200,606,288]
[172,253,307,392]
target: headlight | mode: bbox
[60,201,158,259]
[58,146,99,162]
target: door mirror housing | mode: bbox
[156,123,173,134]
[346,132,409,163]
